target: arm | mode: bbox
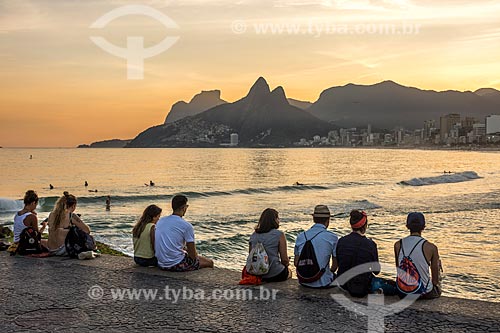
[278,233,289,267]
[24,214,45,233]
[293,241,300,267]
[186,242,198,260]
[150,225,156,252]
[331,237,338,273]
[72,214,91,234]
[394,241,401,267]
[330,256,338,273]
[428,242,441,286]
[372,243,381,275]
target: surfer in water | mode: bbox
[145,181,155,186]
[49,184,54,190]
[105,196,111,210]
[85,181,88,187]
[294,181,304,186]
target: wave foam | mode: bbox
[400,171,481,186]
[0,198,24,213]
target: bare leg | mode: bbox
[198,255,214,269]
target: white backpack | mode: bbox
[246,240,269,276]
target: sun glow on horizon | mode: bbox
[1,0,500,147]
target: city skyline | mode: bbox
[1,0,500,147]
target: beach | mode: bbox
[0,148,499,302]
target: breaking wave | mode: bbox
[399,171,481,186]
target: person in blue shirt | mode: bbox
[294,205,339,288]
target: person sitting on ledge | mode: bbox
[336,210,396,297]
[132,205,162,267]
[47,192,91,256]
[294,205,338,288]
[155,195,213,271]
[248,208,291,282]
[13,190,47,247]
[394,212,442,299]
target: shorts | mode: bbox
[49,245,67,256]
[262,267,290,282]
[420,285,442,300]
[370,277,397,296]
[162,254,200,272]
[134,256,158,267]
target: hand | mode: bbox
[41,221,48,228]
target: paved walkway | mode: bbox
[1,252,499,332]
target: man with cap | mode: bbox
[294,205,339,288]
[394,212,441,299]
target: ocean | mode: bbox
[0,148,499,302]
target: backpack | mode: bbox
[17,227,43,255]
[396,238,428,294]
[246,237,269,276]
[65,214,96,258]
[296,230,327,283]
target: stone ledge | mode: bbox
[1,252,499,332]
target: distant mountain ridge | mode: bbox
[128,78,334,147]
[308,80,500,129]
[125,77,500,148]
[474,88,500,97]
[287,98,312,110]
[78,139,131,148]
[165,90,226,124]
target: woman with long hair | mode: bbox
[132,204,162,267]
[47,191,90,256]
[248,208,290,282]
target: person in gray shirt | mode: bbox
[249,208,291,282]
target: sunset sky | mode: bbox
[1,0,500,147]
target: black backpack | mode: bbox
[296,230,327,283]
[65,214,96,258]
[17,227,43,255]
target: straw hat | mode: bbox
[312,205,332,218]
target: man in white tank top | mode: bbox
[394,212,441,299]
[13,190,47,246]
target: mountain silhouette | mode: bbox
[308,81,499,129]
[475,88,500,97]
[128,77,334,147]
[164,90,226,124]
[287,98,312,110]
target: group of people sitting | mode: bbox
[132,195,442,299]
[12,190,93,257]
[11,190,441,299]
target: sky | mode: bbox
[1,0,500,147]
